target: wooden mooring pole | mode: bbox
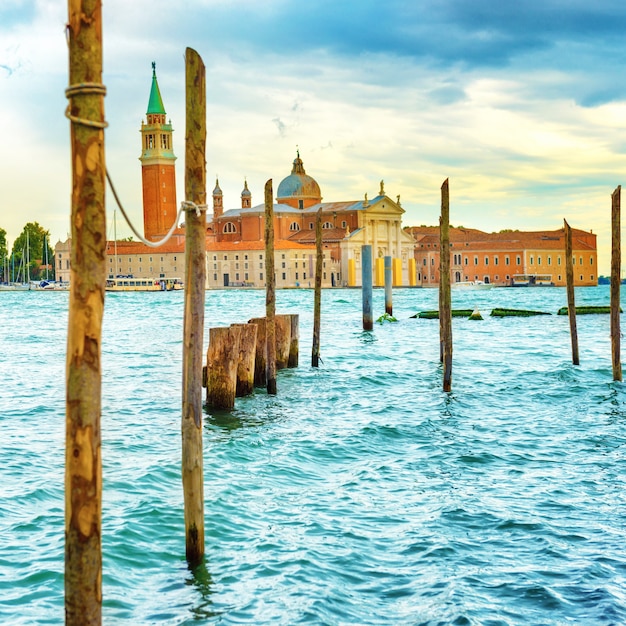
[181,47,206,564]
[288,314,299,368]
[231,323,258,396]
[362,244,373,331]
[248,316,267,387]
[440,179,452,392]
[206,326,241,408]
[611,185,622,381]
[65,1,106,622]
[564,219,579,365]
[275,314,292,370]
[312,208,322,366]
[384,255,393,315]
[265,179,277,394]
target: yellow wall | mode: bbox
[348,258,356,286]
[393,258,402,286]
[408,258,416,286]
[375,257,385,287]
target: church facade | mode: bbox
[207,154,417,288]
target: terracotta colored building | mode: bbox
[208,155,417,288]
[407,226,598,287]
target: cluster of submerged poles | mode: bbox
[360,178,623,392]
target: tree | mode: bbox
[11,222,53,281]
[0,228,7,283]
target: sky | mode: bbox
[2,0,626,274]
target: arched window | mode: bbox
[290,222,300,231]
[223,222,237,234]
[322,222,333,229]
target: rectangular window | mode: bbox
[548,256,552,265]
[485,257,489,266]
[516,256,521,265]
[505,256,510,265]
[590,257,594,265]
[530,256,534,265]
[474,256,478,266]
[558,256,561,265]
[282,273,286,280]
[538,256,541,265]
[213,274,217,281]
[464,257,468,266]
[260,273,263,280]
[494,256,499,265]
[282,262,286,269]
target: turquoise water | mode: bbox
[0,286,625,625]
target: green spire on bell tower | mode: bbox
[147,61,166,115]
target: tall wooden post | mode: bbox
[362,245,373,331]
[181,48,206,564]
[312,208,323,366]
[611,186,622,381]
[384,255,393,315]
[65,1,106,623]
[440,179,452,392]
[265,179,277,394]
[564,219,579,365]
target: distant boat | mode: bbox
[105,276,183,292]
[510,274,555,287]
[452,280,494,290]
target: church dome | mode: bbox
[276,153,321,205]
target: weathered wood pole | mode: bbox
[384,255,393,315]
[231,323,257,396]
[265,179,277,394]
[275,314,292,369]
[65,1,106,622]
[440,179,452,392]
[312,207,323,367]
[207,326,242,407]
[248,316,267,387]
[288,314,299,367]
[611,185,622,381]
[564,219,579,365]
[181,47,206,564]
[362,244,373,330]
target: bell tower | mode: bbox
[140,62,177,240]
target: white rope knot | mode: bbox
[181,201,208,217]
[65,82,108,129]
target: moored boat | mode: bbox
[105,276,183,292]
[452,280,493,290]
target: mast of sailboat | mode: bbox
[114,207,118,277]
